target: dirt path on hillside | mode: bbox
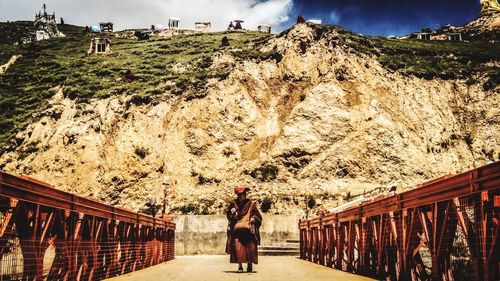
[0,55,21,75]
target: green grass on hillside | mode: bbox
[0,21,498,155]
[377,38,500,88]
[0,22,273,153]
[329,26,500,87]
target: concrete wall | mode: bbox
[173,215,300,255]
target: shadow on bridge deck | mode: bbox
[106,255,375,281]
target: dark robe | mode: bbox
[225,199,262,264]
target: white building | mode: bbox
[417,33,432,40]
[168,17,180,29]
[87,38,112,55]
[306,19,322,25]
[33,4,64,41]
[257,24,272,34]
[448,33,462,41]
[195,22,211,33]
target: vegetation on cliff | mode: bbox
[0,21,498,217]
[1,22,498,155]
[0,22,272,153]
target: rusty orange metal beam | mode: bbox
[313,161,500,224]
[0,172,174,229]
[0,172,176,281]
[299,161,500,281]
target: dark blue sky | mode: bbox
[281,0,481,36]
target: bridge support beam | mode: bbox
[299,161,500,281]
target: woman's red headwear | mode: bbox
[234,186,250,194]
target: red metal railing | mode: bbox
[0,172,175,281]
[299,161,500,281]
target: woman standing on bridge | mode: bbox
[226,186,262,273]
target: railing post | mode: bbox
[359,216,366,274]
[307,221,312,262]
[319,217,324,265]
[335,215,341,270]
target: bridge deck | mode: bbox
[106,255,375,281]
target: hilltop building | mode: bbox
[411,25,463,41]
[448,33,463,41]
[306,19,322,25]
[168,17,180,29]
[99,22,113,32]
[234,20,244,30]
[228,20,244,30]
[33,4,64,41]
[258,24,272,34]
[408,1,499,42]
[154,16,195,38]
[195,22,211,33]
[87,38,112,55]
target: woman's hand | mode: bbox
[230,208,236,214]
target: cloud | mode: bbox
[328,10,341,24]
[0,0,293,32]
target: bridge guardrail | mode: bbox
[0,172,175,281]
[299,161,500,281]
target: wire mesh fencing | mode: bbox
[299,161,499,281]
[0,172,175,281]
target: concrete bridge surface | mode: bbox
[107,255,375,281]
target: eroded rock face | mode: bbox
[0,55,21,75]
[1,24,499,215]
[481,0,500,15]
[460,3,500,40]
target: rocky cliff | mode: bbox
[1,23,499,215]
[461,7,500,40]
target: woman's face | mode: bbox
[237,192,247,201]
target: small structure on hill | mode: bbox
[307,19,322,25]
[168,17,180,29]
[156,28,194,38]
[228,20,244,30]
[99,22,113,32]
[33,4,64,41]
[448,33,462,41]
[258,24,272,33]
[234,20,244,30]
[195,22,211,32]
[417,32,432,40]
[411,25,463,41]
[87,38,112,55]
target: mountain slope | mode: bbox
[1,22,499,214]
